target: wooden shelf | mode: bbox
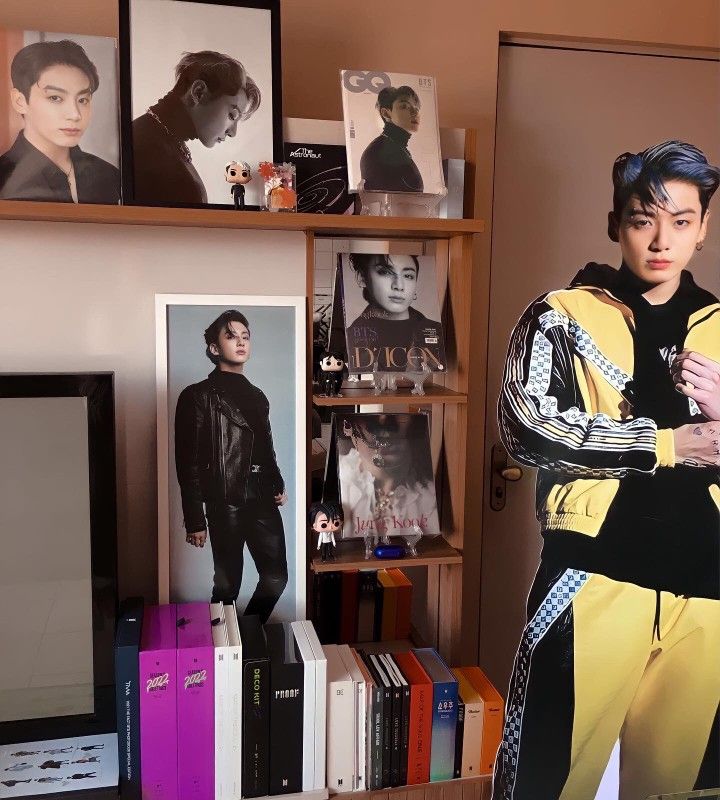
[313,385,468,406]
[0,200,484,238]
[350,774,491,800]
[311,536,462,573]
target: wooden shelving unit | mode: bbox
[313,385,468,406]
[0,199,484,238]
[1,163,485,800]
[311,535,463,573]
[306,204,478,667]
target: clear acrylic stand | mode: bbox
[357,186,447,218]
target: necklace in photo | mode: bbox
[147,108,192,163]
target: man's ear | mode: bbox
[10,87,28,117]
[699,209,710,243]
[379,107,391,123]
[607,211,620,243]
[354,271,366,289]
[209,342,219,356]
[189,79,210,106]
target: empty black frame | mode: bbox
[118,0,283,209]
[0,373,118,745]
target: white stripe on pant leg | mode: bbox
[492,568,590,800]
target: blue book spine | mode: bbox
[429,680,458,782]
[114,598,144,800]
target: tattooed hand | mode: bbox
[672,422,720,468]
[672,350,720,421]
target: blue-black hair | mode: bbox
[612,140,720,222]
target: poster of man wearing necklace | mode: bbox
[119,0,282,209]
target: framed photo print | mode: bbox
[0,374,117,745]
[156,295,306,625]
[119,0,282,209]
[0,29,120,204]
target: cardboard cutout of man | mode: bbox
[493,140,720,800]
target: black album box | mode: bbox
[264,622,304,795]
[238,615,270,798]
[114,596,144,800]
[284,141,355,215]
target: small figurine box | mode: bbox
[139,603,178,800]
[176,603,215,800]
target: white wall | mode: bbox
[0,220,306,599]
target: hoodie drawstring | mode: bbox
[652,590,662,642]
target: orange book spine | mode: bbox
[387,569,412,639]
[376,571,397,641]
[462,666,504,774]
[393,651,431,785]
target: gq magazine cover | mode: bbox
[340,70,444,195]
[337,252,447,374]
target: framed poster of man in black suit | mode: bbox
[119,0,282,209]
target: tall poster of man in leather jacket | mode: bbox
[158,297,304,623]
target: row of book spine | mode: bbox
[115,599,503,800]
[323,645,503,792]
[314,568,412,645]
[114,599,327,800]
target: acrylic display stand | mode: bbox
[357,187,446,218]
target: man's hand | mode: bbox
[274,492,288,506]
[673,422,720,468]
[672,350,720,421]
[186,529,207,548]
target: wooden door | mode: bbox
[480,42,720,694]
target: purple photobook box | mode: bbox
[176,602,215,800]
[139,604,178,800]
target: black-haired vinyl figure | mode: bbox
[309,500,344,561]
[316,351,347,397]
[225,160,252,209]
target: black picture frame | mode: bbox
[0,373,118,745]
[118,0,283,210]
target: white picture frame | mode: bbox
[155,294,306,622]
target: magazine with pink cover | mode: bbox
[176,603,214,800]
[139,604,177,800]
[340,70,443,195]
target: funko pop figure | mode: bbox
[225,160,252,209]
[309,500,344,561]
[316,351,348,397]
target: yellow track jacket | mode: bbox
[499,264,720,547]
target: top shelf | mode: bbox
[0,201,484,239]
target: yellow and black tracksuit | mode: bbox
[493,264,720,800]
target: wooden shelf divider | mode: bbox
[311,536,462,573]
[313,385,468,407]
[0,200,484,239]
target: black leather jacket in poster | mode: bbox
[174,370,284,533]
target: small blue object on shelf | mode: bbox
[373,544,405,559]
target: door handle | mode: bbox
[490,443,523,511]
[500,466,523,482]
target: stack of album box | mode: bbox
[114,600,327,800]
[322,645,503,792]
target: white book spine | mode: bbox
[302,620,327,790]
[356,674,367,790]
[211,603,231,800]
[290,620,316,791]
[324,645,355,793]
[225,604,243,800]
